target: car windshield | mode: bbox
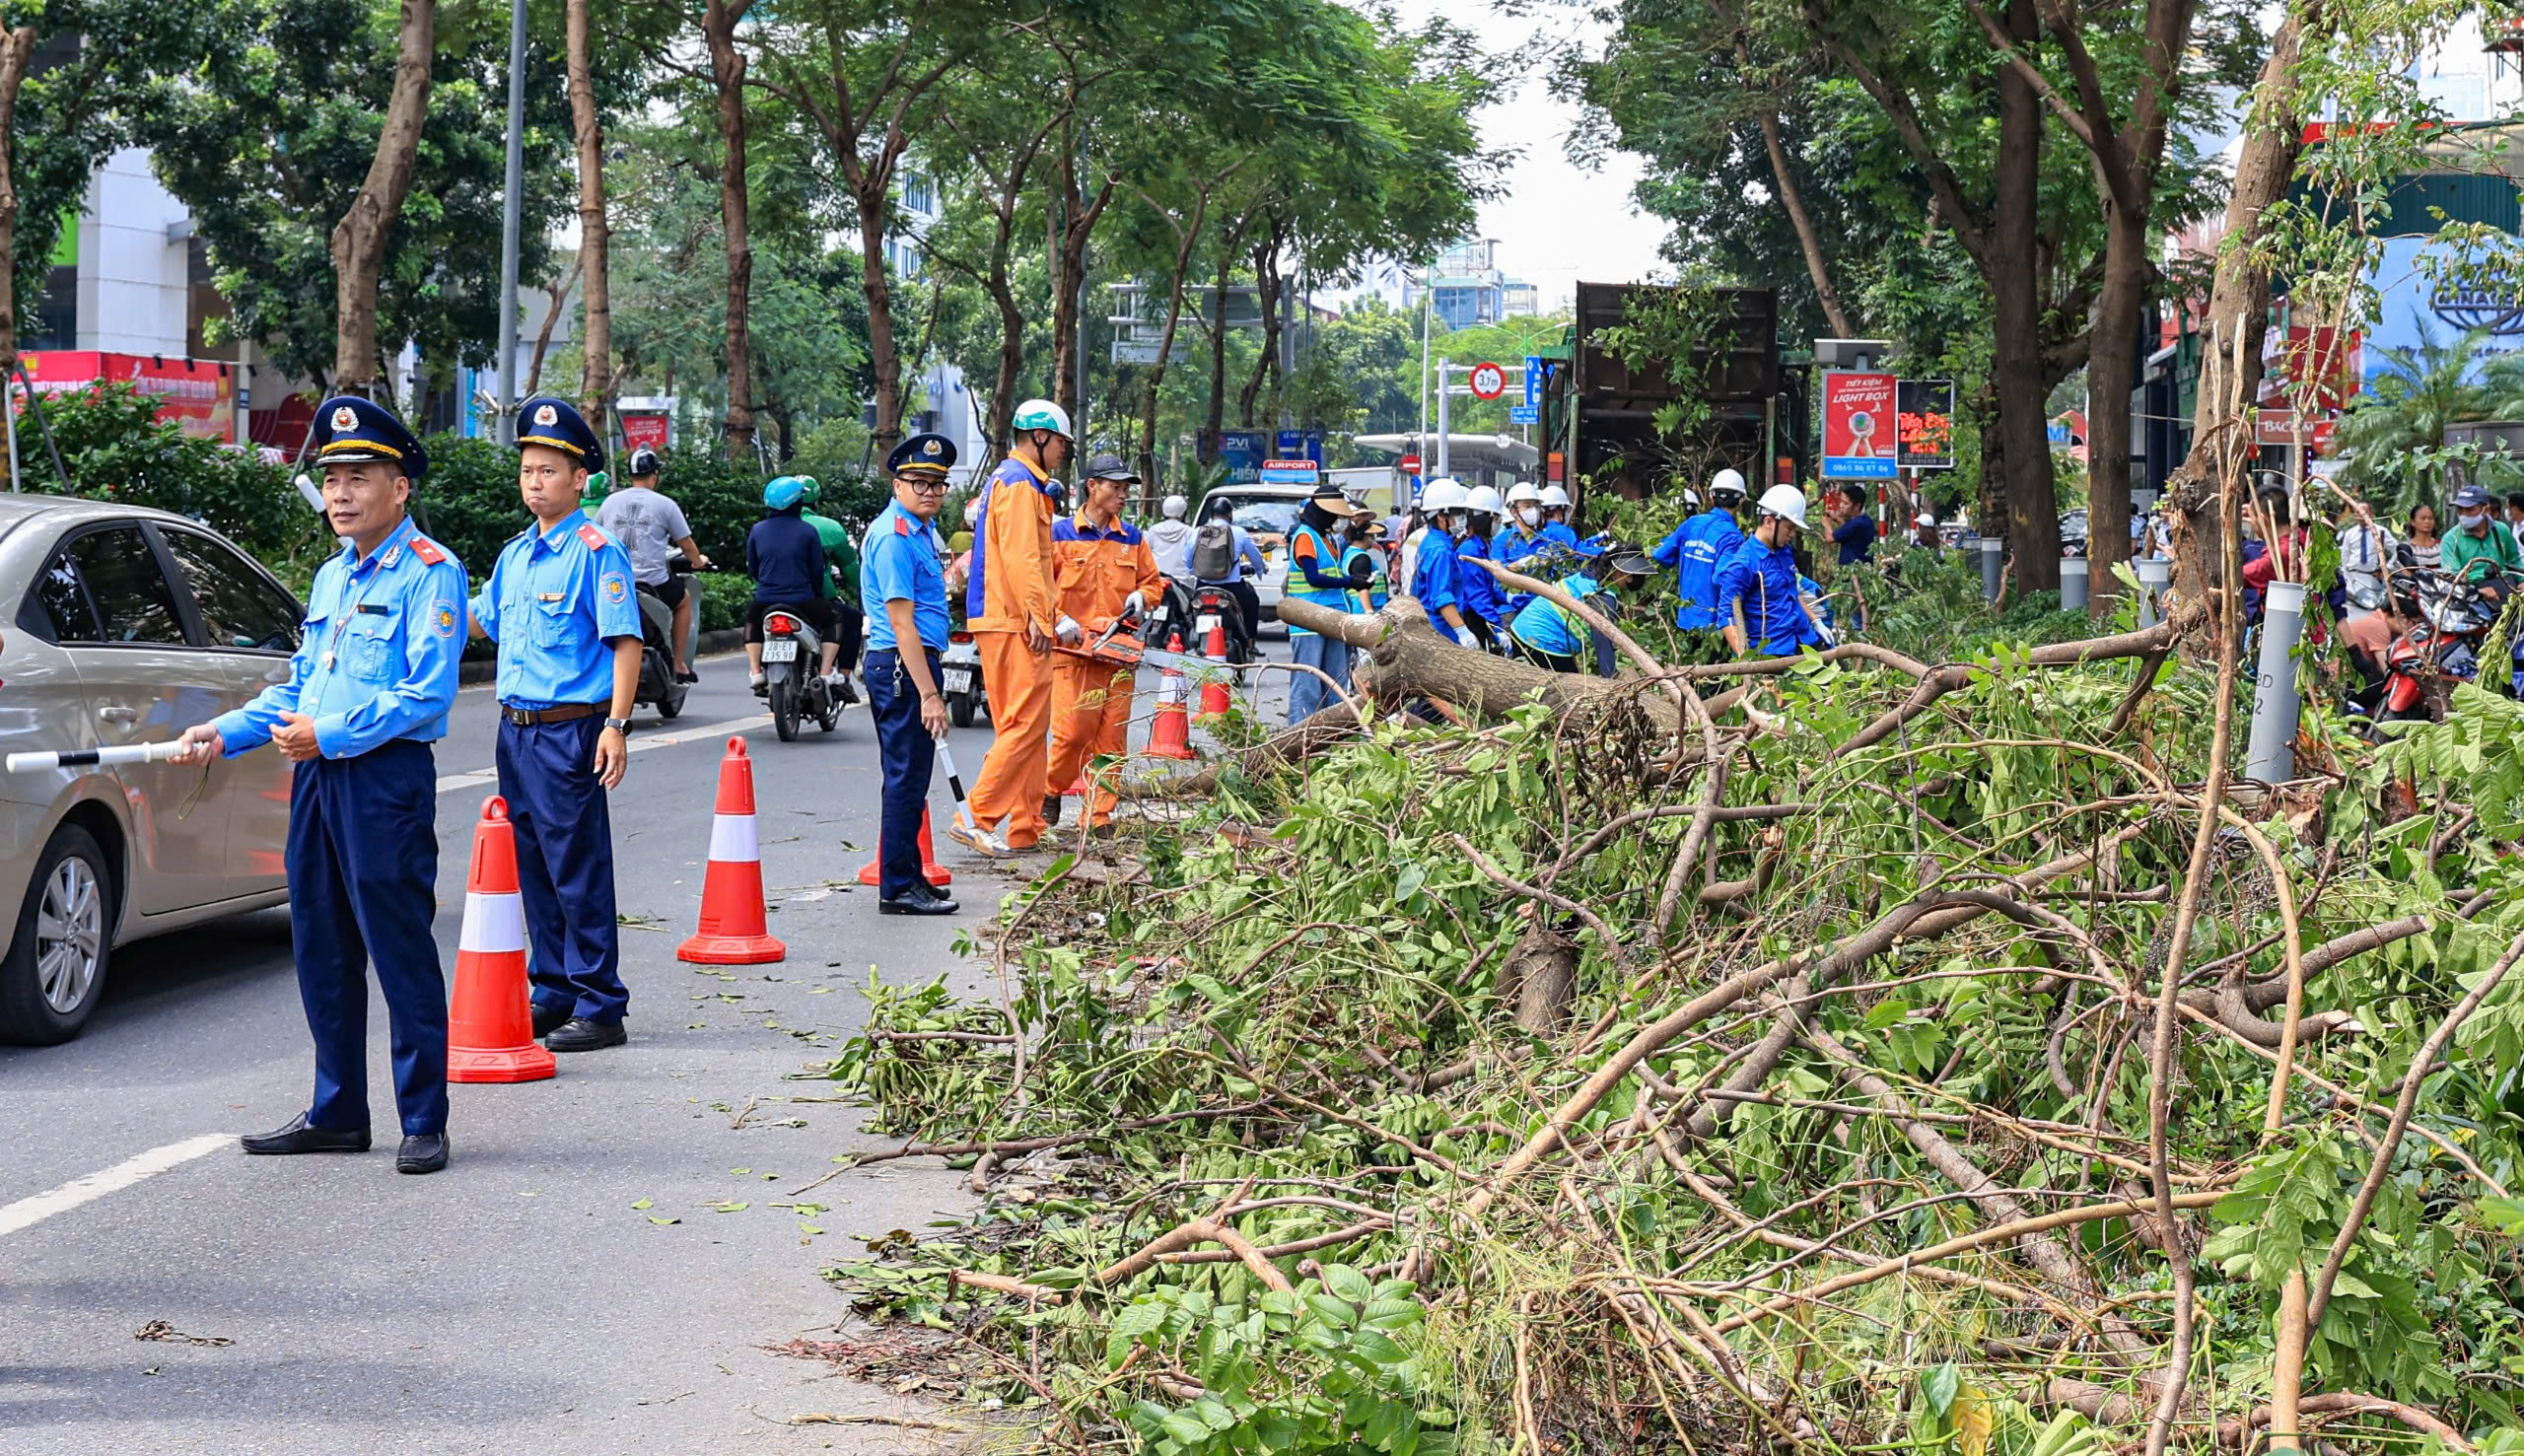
[1225,499,1303,537]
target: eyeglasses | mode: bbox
[898,476,950,495]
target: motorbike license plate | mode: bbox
[942,666,974,695]
[761,640,799,662]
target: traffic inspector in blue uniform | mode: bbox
[175,396,468,1175]
[1714,484,1829,659]
[468,397,644,1052]
[1650,467,1747,658]
[862,433,961,917]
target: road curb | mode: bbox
[457,627,747,685]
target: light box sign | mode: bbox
[1821,370,1897,479]
[1894,379,1954,470]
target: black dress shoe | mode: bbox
[531,1003,574,1038]
[879,885,959,916]
[545,1016,627,1052]
[241,1115,370,1155]
[1042,794,1064,826]
[396,1133,450,1174]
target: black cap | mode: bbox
[626,447,661,478]
[887,432,957,476]
[1082,452,1138,482]
[312,395,428,481]
[517,396,604,474]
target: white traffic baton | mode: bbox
[7,740,186,773]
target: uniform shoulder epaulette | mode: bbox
[408,536,449,566]
[893,515,914,536]
[576,522,611,551]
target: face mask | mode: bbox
[1515,506,1538,526]
[2462,511,2489,528]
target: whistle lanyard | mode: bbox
[318,547,392,673]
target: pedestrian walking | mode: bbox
[175,396,466,1174]
[596,447,709,683]
[468,397,643,1054]
[864,434,961,916]
[958,399,1072,856]
[1285,484,1370,723]
[1044,454,1162,833]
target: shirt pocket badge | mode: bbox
[343,611,400,680]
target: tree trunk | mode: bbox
[702,0,754,463]
[1755,107,1854,339]
[1201,246,1230,462]
[1986,0,2059,589]
[1138,219,1205,486]
[2082,205,2150,611]
[568,0,611,421]
[0,25,36,403]
[1276,596,1684,734]
[526,258,580,396]
[987,270,1022,451]
[327,0,436,395]
[2165,9,2308,621]
[1238,229,1282,428]
[1051,148,1082,426]
[854,174,905,460]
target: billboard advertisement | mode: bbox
[1894,379,1955,470]
[1821,370,1897,479]
[1219,429,1267,485]
[619,412,671,456]
[20,351,236,443]
[2364,235,2524,382]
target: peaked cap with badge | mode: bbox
[516,395,605,475]
[312,395,429,481]
[887,432,957,477]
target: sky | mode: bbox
[1359,0,1672,313]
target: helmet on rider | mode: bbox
[795,475,822,505]
[1756,484,1809,529]
[1708,468,1748,504]
[1161,494,1189,520]
[764,475,807,511]
[627,447,661,480]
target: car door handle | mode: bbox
[98,706,136,724]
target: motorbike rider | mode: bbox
[1716,486,1828,658]
[743,475,841,693]
[1410,478,1473,644]
[1186,495,1267,652]
[796,476,864,705]
[1650,467,1748,659]
[1147,493,1198,591]
[1454,485,1508,652]
[596,447,709,683]
[1284,483,1372,723]
[2444,483,2520,596]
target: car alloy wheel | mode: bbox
[35,855,104,1014]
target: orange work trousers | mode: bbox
[967,631,1055,847]
[1047,659,1136,828]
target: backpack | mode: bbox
[1190,521,1236,582]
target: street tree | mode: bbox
[329,0,437,395]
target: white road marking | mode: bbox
[434,715,771,795]
[0,1133,235,1240]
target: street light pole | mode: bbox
[494,0,527,444]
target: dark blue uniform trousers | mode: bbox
[495,716,627,1023]
[865,648,940,900]
[289,739,448,1137]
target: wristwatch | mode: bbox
[604,717,632,733]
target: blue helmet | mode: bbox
[764,475,807,510]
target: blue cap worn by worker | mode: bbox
[312,395,429,482]
[516,395,605,475]
[888,432,958,477]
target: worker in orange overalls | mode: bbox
[953,398,1072,856]
[1043,453,1162,838]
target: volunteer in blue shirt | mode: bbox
[1494,482,1550,617]
[1715,485,1829,658]
[863,434,961,917]
[1537,484,1580,548]
[1650,468,1748,652]
[1507,545,1655,674]
[1410,478,1473,644]
[175,396,467,1175]
[469,397,644,1054]
[1455,485,1509,652]
[1283,484,1371,724]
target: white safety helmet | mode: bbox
[1539,484,1573,510]
[1419,477,1470,514]
[1464,485,1505,517]
[1161,493,1188,520]
[1011,397,1074,440]
[1709,467,1748,503]
[1757,483,1809,529]
[1505,481,1544,507]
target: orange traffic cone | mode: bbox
[1147,633,1197,760]
[447,797,556,1084]
[678,737,787,964]
[1199,617,1231,718]
[856,804,952,888]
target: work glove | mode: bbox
[1056,615,1083,645]
[1121,591,1147,620]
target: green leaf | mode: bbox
[1322,1264,1373,1303]
[1922,1361,1960,1416]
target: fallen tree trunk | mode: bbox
[1276,596,1683,733]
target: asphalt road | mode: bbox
[0,657,1080,1454]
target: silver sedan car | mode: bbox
[0,496,301,1043]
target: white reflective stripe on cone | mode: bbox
[459,891,527,954]
[708,812,760,864]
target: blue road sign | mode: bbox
[1523,357,1542,407]
[1508,404,1539,426]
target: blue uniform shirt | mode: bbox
[1411,529,1463,642]
[1457,532,1506,625]
[469,510,642,709]
[1539,521,1579,550]
[1713,536,1825,656]
[1652,509,1746,630]
[212,516,468,760]
[1508,573,1602,657]
[863,500,950,652]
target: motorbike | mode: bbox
[632,557,702,722]
[2376,564,2504,727]
[941,630,988,728]
[1188,580,1257,678]
[759,608,841,741]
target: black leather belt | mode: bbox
[502,703,605,726]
